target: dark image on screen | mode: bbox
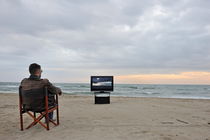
[91,76,113,91]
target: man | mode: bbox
[21,63,62,121]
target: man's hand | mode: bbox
[58,91,62,96]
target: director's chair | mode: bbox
[19,86,59,131]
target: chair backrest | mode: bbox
[20,87,47,112]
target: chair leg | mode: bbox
[56,106,59,125]
[45,112,50,130]
[26,112,45,129]
[33,112,37,125]
[20,112,23,131]
[19,95,23,131]
[24,110,58,130]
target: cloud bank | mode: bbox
[0,0,210,83]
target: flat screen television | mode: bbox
[90,76,114,92]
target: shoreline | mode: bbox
[1,92,210,100]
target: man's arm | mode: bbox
[43,79,62,95]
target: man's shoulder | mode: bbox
[21,78,49,84]
[21,78,28,81]
[21,78,28,83]
[42,78,50,83]
[20,78,52,90]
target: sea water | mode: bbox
[0,82,210,99]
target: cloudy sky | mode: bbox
[0,0,210,84]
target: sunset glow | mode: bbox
[116,72,210,85]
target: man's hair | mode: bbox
[29,63,41,74]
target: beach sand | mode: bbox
[0,93,210,140]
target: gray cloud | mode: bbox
[0,0,210,82]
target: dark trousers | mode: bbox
[49,111,53,120]
[48,93,55,120]
[45,111,53,122]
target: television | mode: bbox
[90,76,114,92]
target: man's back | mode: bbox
[21,77,61,96]
[21,78,49,90]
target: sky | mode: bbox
[0,0,210,84]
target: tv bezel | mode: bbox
[90,76,114,92]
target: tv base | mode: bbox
[94,92,110,104]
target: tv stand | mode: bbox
[94,91,110,104]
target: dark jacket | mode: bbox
[20,75,61,109]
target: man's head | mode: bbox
[29,63,42,77]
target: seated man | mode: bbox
[20,63,62,121]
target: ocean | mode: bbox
[0,82,210,99]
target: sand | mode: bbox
[0,93,210,140]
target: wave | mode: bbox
[128,86,138,89]
[0,84,19,88]
[142,87,156,90]
[79,85,89,88]
[5,85,19,88]
[177,88,196,91]
[142,92,160,95]
[203,88,210,91]
[175,92,193,95]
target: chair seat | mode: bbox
[23,104,58,113]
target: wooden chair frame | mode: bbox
[19,86,59,131]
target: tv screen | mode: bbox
[91,76,114,91]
